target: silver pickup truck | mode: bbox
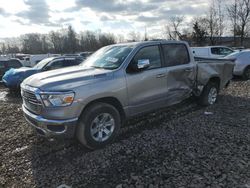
[21,41,235,149]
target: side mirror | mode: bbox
[128,59,150,73]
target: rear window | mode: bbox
[64,59,82,66]
[162,44,190,67]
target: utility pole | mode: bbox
[144,27,148,41]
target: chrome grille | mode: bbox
[22,89,42,115]
[22,90,40,104]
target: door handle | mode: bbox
[156,73,166,78]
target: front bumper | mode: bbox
[22,105,78,138]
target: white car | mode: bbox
[224,50,250,79]
[192,46,234,58]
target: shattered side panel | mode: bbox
[196,59,235,91]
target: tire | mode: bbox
[198,82,219,106]
[243,67,250,80]
[76,102,121,149]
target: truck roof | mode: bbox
[112,40,187,48]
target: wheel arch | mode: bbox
[208,76,221,89]
[80,97,126,125]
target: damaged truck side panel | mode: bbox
[21,40,235,149]
[196,59,234,92]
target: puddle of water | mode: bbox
[0,91,8,101]
[0,89,22,103]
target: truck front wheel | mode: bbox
[76,102,121,149]
[198,82,219,106]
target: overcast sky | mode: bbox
[0,0,210,38]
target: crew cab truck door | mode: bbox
[162,43,196,105]
[125,45,167,116]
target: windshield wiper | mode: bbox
[90,66,105,69]
[91,66,115,70]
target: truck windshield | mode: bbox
[82,45,134,70]
[34,57,54,69]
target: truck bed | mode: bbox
[194,56,235,91]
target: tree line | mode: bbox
[1,0,250,54]
[0,26,116,54]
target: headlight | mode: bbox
[40,92,75,107]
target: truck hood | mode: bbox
[23,66,114,91]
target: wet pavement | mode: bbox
[0,85,21,104]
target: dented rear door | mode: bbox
[161,44,196,105]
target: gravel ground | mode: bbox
[0,80,250,188]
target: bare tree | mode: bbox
[116,34,125,43]
[128,31,141,42]
[65,25,78,53]
[98,33,115,47]
[205,0,220,45]
[227,0,239,45]
[0,43,6,54]
[238,0,250,45]
[21,34,44,54]
[217,0,225,43]
[192,17,207,46]
[228,0,250,46]
[165,16,185,40]
[49,31,63,53]
[79,31,99,51]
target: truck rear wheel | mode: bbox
[76,102,121,149]
[198,82,219,106]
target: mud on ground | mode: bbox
[0,81,250,188]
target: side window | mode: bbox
[211,47,220,55]
[46,60,65,70]
[211,47,233,56]
[162,44,190,67]
[64,59,80,67]
[130,46,162,70]
[220,48,233,56]
[8,60,22,68]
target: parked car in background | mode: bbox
[63,54,80,57]
[224,50,250,79]
[79,52,93,60]
[14,53,30,66]
[0,59,23,80]
[192,46,234,58]
[21,40,234,149]
[2,56,83,90]
[22,54,60,67]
